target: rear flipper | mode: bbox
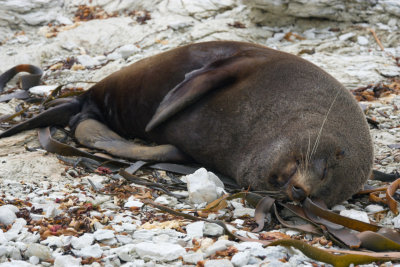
[75,119,189,162]
[0,98,81,138]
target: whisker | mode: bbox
[311,90,340,157]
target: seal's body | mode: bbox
[0,41,373,205]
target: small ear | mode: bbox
[335,149,345,160]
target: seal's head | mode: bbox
[239,132,372,207]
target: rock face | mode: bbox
[248,0,400,25]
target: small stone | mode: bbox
[116,44,140,59]
[233,207,255,218]
[365,204,384,213]
[205,259,234,267]
[339,32,355,41]
[186,221,204,238]
[112,244,136,262]
[203,223,224,236]
[124,200,143,208]
[135,242,186,261]
[54,255,81,267]
[29,256,39,265]
[392,214,400,228]
[73,244,103,258]
[340,209,370,223]
[94,229,115,241]
[0,260,35,267]
[357,36,369,45]
[77,55,100,68]
[185,168,224,204]
[0,206,17,225]
[116,234,133,244]
[40,236,63,248]
[25,244,52,261]
[183,252,204,264]
[29,85,59,96]
[231,250,250,266]
[205,240,234,257]
[122,223,137,232]
[87,175,106,190]
[71,233,94,249]
[132,230,156,241]
[331,204,346,212]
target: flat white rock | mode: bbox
[365,204,384,213]
[94,229,115,241]
[135,242,186,261]
[0,261,36,267]
[205,259,234,267]
[183,252,205,264]
[54,255,81,267]
[29,85,58,96]
[340,209,370,223]
[71,233,95,249]
[40,236,63,247]
[73,244,103,258]
[186,221,204,238]
[25,243,52,260]
[205,240,235,257]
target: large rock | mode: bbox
[248,0,400,25]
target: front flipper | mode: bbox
[75,119,189,162]
[145,53,262,132]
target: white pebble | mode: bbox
[183,252,204,264]
[186,168,224,204]
[231,250,250,266]
[0,206,17,225]
[233,207,255,218]
[54,255,81,267]
[135,242,186,261]
[205,259,234,267]
[339,32,355,41]
[392,214,400,228]
[94,229,115,241]
[73,244,103,258]
[40,236,63,248]
[186,221,204,238]
[357,36,369,45]
[365,204,384,213]
[205,240,235,257]
[29,256,39,265]
[204,223,224,236]
[29,85,59,96]
[124,200,143,208]
[77,54,100,68]
[25,244,52,261]
[71,233,94,249]
[340,209,370,223]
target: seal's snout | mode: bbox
[291,184,307,201]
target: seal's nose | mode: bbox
[291,185,307,201]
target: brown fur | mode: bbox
[0,41,373,205]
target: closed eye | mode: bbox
[321,167,327,180]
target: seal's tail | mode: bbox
[0,98,81,138]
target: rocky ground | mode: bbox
[0,0,400,266]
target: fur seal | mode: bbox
[0,41,373,206]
